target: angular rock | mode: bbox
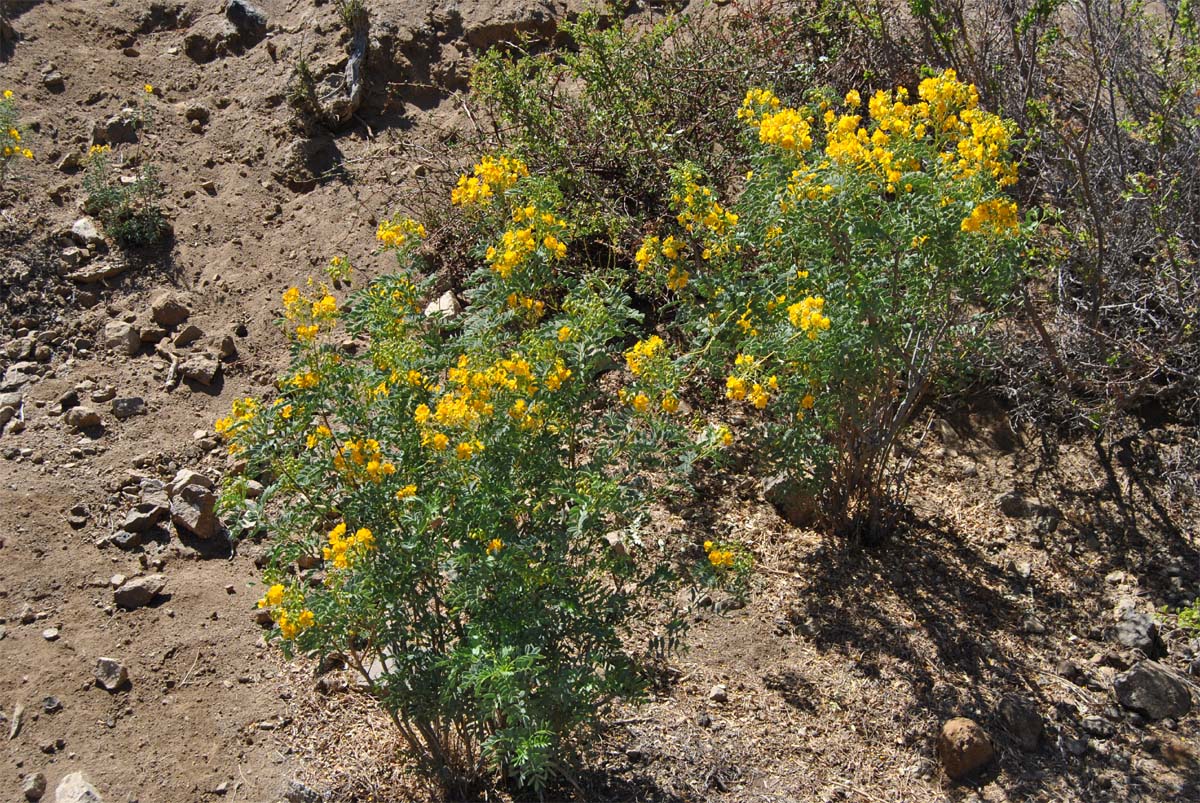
[218,334,237,360]
[109,530,145,550]
[141,479,171,509]
[1,363,38,392]
[55,771,102,803]
[226,0,268,45]
[122,501,166,533]
[424,290,462,319]
[113,573,166,609]
[170,483,218,538]
[1114,661,1192,720]
[70,217,104,248]
[92,113,138,146]
[22,771,46,801]
[68,259,129,284]
[1080,716,1116,739]
[103,321,141,356]
[150,292,190,327]
[1115,611,1166,658]
[64,406,102,430]
[111,397,147,419]
[60,246,84,271]
[184,104,210,125]
[463,0,560,49]
[281,781,322,803]
[708,684,728,703]
[179,353,220,385]
[139,322,168,343]
[997,694,1042,751]
[94,658,129,691]
[173,324,204,347]
[170,468,215,494]
[937,717,995,780]
[996,491,1029,517]
[42,70,65,92]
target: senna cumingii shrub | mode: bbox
[643,70,1027,538]
[217,160,733,792]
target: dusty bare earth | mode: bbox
[1,2,1198,802]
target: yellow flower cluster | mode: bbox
[333,437,397,483]
[726,373,778,408]
[757,107,814,154]
[291,369,320,389]
[214,397,259,454]
[450,155,529,206]
[634,235,688,290]
[544,359,572,391]
[703,540,735,569]
[507,397,545,431]
[621,335,680,414]
[323,522,376,569]
[486,537,504,555]
[506,292,546,321]
[736,87,781,124]
[787,296,831,339]
[625,335,665,376]
[487,207,569,280]
[960,198,1019,234]
[672,166,739,261]
[725,354,780,409]
[282,285,340,341]
[376,215,426,249]
[306,424,332,449]
[256,584,315,640]
[489,227,536,279]
[416,352,544,452]
[1,92,33,159]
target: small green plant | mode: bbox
[1176,598,1200,636]
[336,0,368,32]
[286,55,320,119]
[82,144,167,247]
[0,87,33,185]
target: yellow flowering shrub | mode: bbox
[218,157,728,793]
[0,89,33,184]
[650,70,1025,537]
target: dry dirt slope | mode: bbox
[1,1,1200,803]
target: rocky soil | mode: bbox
[1,1,1198,802]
